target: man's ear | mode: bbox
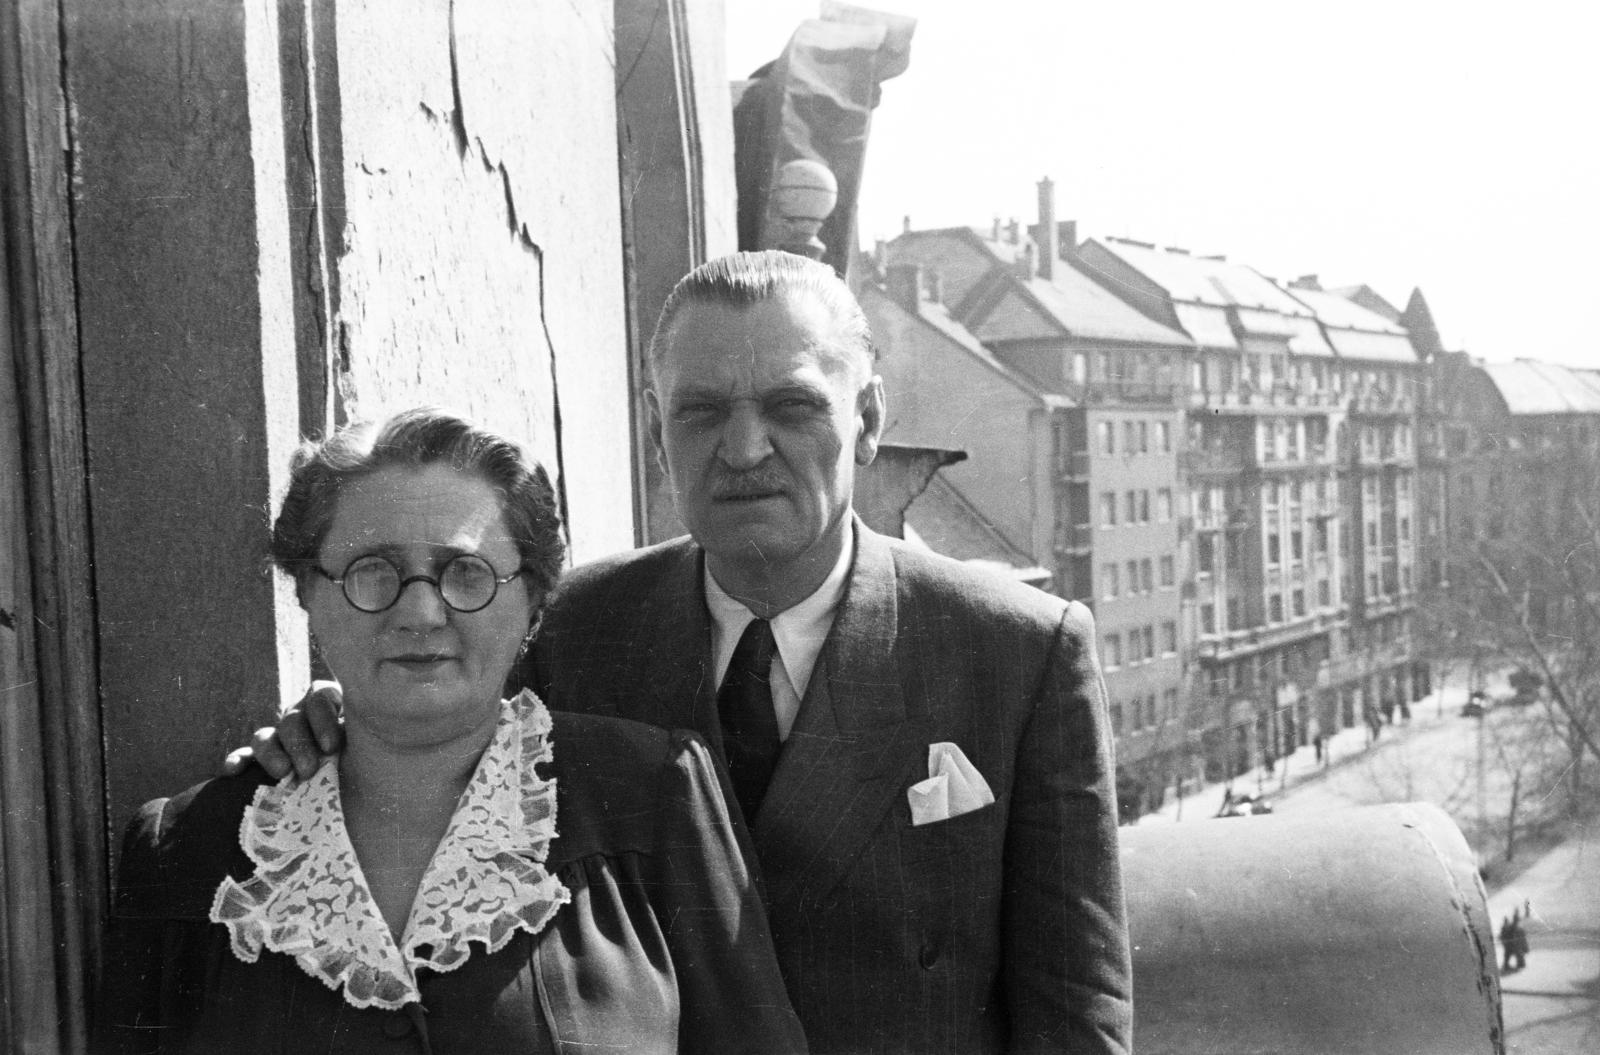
[644,388,668,473]
[855,375,885,466]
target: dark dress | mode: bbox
[97,711,805,1055]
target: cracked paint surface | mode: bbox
[332,0,633,562]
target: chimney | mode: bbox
[991,216,1001,241]
[1037,177,1059,280]
[902,215,912,234]
[926,270,944,305]
[1007,218,1020,244]
[873,238,887,272]
[1290,274,1323,291]
[886,263,922,311]
[1018,241,1037,279]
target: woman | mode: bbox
[100,408,805,1054]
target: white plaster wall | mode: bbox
[333,0,633,564]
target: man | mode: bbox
[253,251,1132,1052]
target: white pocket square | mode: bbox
[907,742,995,826]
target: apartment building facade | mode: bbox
[878,183,1445,815]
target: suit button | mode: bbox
[919,939,942,969]
[381,1012,413,1039]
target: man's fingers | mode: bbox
[221,746,255,777]
[305,686,345,755]
[247,726,296,781]
[271,712,326,781]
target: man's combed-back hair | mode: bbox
[646,250,875,378]
[270,407,565,598]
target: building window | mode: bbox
[1159,555,1175,587]
[1101,491,1117,527]
[1162,621,1177,655]
[1125,491,1138,523]
[1293,588,1306,617]
[1139,490,1151,523]
[1318,579,1331,607]
[1102,563,1119,599]
[1098,420,1115,455]
[1141,558,1154,593]
[1158,420,1172,453]
[1315,521,1329,555]
[1104,634,1122,670]
[1126,560,1140,595]
[1290,529,1304,562]
[1157,488,1172,522]
[1138,421,1149,453]
[1201,603,1216,634]
[1366,521,1378,546]
[1143,626,1156,662]
[1266,531,1281,567]
[1269,594,1284,623]
[1198,535,1215,574]
[1124,421,1138,453]
[1227,595,1241,629]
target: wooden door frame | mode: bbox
[2,1,107,1051]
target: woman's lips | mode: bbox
[385,654,456,670]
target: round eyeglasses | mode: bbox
[313,553,524,614]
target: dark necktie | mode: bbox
[718,618,780,824]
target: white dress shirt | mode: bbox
[704,533,854,741]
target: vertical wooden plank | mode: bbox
[2,0,106,1049]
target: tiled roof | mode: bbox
[1022,269,1194,347]
[1288,287,1408,335]
[1278,314,1336,357]
[1094,239,1313,315]
[905,474,1041,570]
[1174,303,1237,350]
[1286,286,1414,363]
[1483,360,1600,415]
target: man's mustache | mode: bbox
[710,471,788,499]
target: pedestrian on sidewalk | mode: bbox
[1500,910,1528,972]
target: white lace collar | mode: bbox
[210,689,570,1010]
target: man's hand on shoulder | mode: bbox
[220,681,346,781]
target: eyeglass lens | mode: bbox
[341,553,502,613]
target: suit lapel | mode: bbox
[633,540,721,748]
[756,523,929,910]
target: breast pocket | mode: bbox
[896,800,1000,871]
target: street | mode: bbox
[1271,698,1600,1054]
[1142,679,1599,1052]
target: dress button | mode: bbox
[381,1012,414,1039]
[919,939,942,969]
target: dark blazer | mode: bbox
[99,713,806,1055]
[528,522,1132,1054]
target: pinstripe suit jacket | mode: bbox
[524,521,1131,1054]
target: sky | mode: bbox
[725,0,1600,369]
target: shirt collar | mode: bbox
[704,527,854,699]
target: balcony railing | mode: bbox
[1068,379,1183,405]
[1054,450,1091,480]
[1052,523,1094,553]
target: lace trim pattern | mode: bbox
[209,690,570,1009]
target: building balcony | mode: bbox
[1052,522,1094,554]
[1182,447,1254,475]
[1054,450,1091,480]
[1195,612,1340,663]
[1068,379,1183,405]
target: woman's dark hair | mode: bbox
[270,407,565,600]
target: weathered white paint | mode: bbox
[333,0,633,563]
[245,0,310,709]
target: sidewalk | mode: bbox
[1137,673,1483,825]
[1486,830,1600,1054]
